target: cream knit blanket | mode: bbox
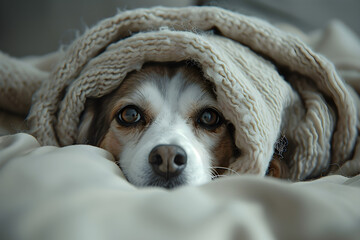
[1,7,359,181]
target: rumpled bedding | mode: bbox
[1,133,360,240]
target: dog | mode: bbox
[77,62,240,188]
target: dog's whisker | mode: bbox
[212,174,228,179]
[209,167,220,177]
[210,166,241,176]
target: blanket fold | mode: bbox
[1,6,360,180]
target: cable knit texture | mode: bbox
[1,7,359,180]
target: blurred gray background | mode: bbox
[1,0,359,57]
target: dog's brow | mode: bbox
[196,90,216,104]
[151,75,170,98]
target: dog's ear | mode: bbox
[227,123,241,159]
[266,155,290,179]
[77,98,112,146]
[77,101,96,144]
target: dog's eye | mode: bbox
[197,108,223,130]
[116,105,142,126]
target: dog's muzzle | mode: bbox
[148,144,187,185]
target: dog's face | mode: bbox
[78,63,237,188]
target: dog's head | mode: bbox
[78,62,241,188]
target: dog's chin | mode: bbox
[146,174,188,189]
[122,170,188,189]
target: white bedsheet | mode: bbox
[1,133,360,240]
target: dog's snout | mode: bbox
[149,144,187,179]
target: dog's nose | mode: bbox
[148,144,187,179]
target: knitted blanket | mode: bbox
[1,6,359,181]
